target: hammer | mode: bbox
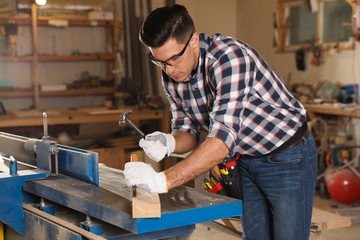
[119,111,145,138]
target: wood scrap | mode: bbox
[132,189,161,218]
[130,152,161,218]
[214,207,351,235]
[23,204,106,240]
[311,207,351,232]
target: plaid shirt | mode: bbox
[162,33,307,156]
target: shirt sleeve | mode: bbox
[206,46,251,156]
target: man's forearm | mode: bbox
[171,130,197,154]
[165,137,229,190]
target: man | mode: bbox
[124,4,318,240]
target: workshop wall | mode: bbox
[147,0,237,101]
[235,0,360,88]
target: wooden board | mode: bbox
[11,109,62,117]
[311,207,352,232]
[129,152,161,218]
[215,207,351,235]
[132,189,161,218]
[23,204,106,240]
[78,107,132,115]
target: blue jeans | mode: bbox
[239,133,318,240]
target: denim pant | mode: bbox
[239,133,318,240]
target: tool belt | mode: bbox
[204,123,309,199]
[204,156,243,200]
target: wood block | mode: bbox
[311,207,351,232]
[132,189,161,218]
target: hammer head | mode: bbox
[119,111,133,126]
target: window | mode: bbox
[277,0,354,52]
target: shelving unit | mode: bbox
[0,4,121,109]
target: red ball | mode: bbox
[325,169,360,204]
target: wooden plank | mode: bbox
[78,107,132,115]
[214,207,351,235]
[311,207,351,232]
[0,108,169,128]
[0,91,34,98]
[38,54,115,61]
[305,104,360,118]
[11,109,61,117]
[39,88,116,97]
[31,4,40,109]
[214,217,243,234]
[0,56,33,62]
[23,204,106,240]
[132,189,161,218]
[130,152,161,218]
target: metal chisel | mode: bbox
[130,152,138,197]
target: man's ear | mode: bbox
[190,32,199,49]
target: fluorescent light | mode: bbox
[35,0,46,6]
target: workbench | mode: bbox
[0,107,170,132]
[305,103,360,121]
[0,131,242,240]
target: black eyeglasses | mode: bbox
[148,30,195,68]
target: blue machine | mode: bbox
[0,113,242,240]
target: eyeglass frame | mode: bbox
[148,30,195,68]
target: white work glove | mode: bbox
[139,131,175,162]
[123,162,168,193]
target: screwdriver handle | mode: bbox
[213,165,221,177]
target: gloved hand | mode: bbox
[139,131,175,162]
[123,162,168,193]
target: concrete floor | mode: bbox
[189,194,360,240]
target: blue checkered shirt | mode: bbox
[162,33,307,156]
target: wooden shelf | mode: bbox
[0,91,34,98]
[39,54,115,61]
[305,104,360,119]
[0,6,121,109]
[39,88,116,96]
[0,56,33,62]
[0,88,116,98]
[0,17,115,27]
[0,54,115,62]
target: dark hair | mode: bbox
[139,4,195,48]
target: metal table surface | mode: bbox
[23,165,242,234]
